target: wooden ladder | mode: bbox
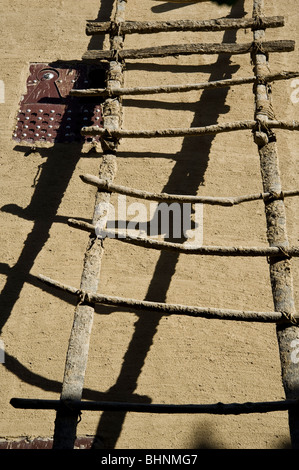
[10,0,299,449]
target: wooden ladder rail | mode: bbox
[9,0,299,449]
[49,0,127,450]
[252,0,299,448]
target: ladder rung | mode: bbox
[10,397,299,414]
[86,16,285,36]
[79,173,299,206]
[81,120,299,139]
[70,71,299,98]
[82,40,295,61]
[67,219,299,260]
[37,274,290,323]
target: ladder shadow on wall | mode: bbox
[0,1,116,396]
[0,0,116,339]
[0,56,107,333]
[91,0,246,449]
[0,0,273,450]
[151,1,201,13]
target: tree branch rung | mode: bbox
[86,16,285,36]
[10,397,299,415]
[70,71,299,98]
[67,219,299,260]
[79,173,299,206]
[81,120,299,139]
[36,274,289,323]
[83,40,295,61]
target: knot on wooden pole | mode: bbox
[256,74,268,85]
[266,245,292,265]
[251,40,269,63]
[110,20,124,37]
[256,99,276,120]
[280,311,299,326]
[262,190,284,203]
[112,49,120,62]
[100,129,120,152]
[277,245,292,259]
[252,14,266,31]
[60,400,82,423]
[253,120,276,147]
[76,289,94,306]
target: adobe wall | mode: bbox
[0,0,298,449]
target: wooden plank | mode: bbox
[83,40,295,61]
[86,16,285,35]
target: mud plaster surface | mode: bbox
[0,0,299,449]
